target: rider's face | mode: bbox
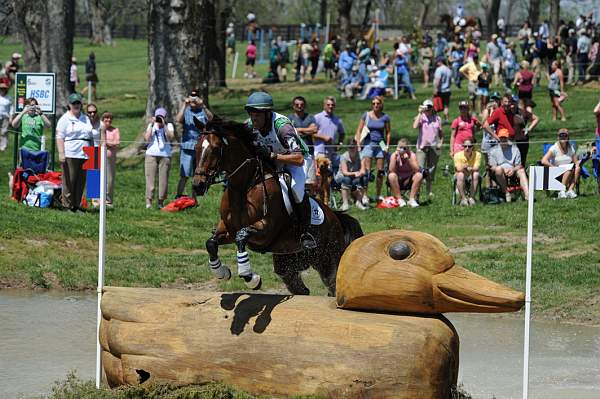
[248,111,267,129]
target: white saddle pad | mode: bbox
[279,176,324,225]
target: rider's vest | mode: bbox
[251,112,310,158]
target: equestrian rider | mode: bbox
[244,91,317,250]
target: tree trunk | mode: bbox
[360,0,372,29]
[550,0,559,36]
[484,0,502,36]
[320,0,327,27]
[506,0,516,26]
[87,0,113,45]
[420,0,431,27]
[40,0,75,113]
[529,0,541,29]
[146,0,208,122]
[100,287,459,398]
[209,0,228,88]
[336,0,353,44]
[12,0,43,71]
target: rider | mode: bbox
[244,91,317,250]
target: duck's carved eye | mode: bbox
[389,241,412,260]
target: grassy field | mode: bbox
[1,37,599,327]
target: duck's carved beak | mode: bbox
[433,265,524,313]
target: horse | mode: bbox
[192,118,363,296]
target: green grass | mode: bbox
[1,37,600,326]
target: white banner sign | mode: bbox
[15,72,56,114]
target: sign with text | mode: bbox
[14,72,56,114]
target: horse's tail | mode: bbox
[333,211,363,249]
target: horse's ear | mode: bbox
[193,116,205,131]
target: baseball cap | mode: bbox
[458,100,469,108]
[491,34,498,40]
[422,99,434,108]
[12,53,22,59]
[154,107,167,118]
[497,128,510,138]
[67,92,83,104]
[490,91,501,100]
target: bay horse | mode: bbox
[192,118,363,296]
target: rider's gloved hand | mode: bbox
[253,142,272,161]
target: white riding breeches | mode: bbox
[285,158,308,203]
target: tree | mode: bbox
[39,0,75,112]
[208,0,230,88]
[419,0,432,27]
[550,0,560,35]
[529,0,541,29]
[11,0,43,71]
[337,0,353,44]
[483,0,502,35]
[86,0,113,45]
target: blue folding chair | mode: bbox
[20,148,49,174]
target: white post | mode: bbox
[95,130,107,389]
[375,9,380,41]
[523,166,535,399]
[232,51,239,79]
[87,81,92,104]
[324,13,330,47]
[394,65,399,100]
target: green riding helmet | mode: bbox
[245,91,273,111]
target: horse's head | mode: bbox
[192,117,228,196]
[192,117,253,196]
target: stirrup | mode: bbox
[300,232,317,250]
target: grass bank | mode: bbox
[1,38,599,326]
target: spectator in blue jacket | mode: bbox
[338,44,357,84]
[394,47,417,100]
[175,89,213,199]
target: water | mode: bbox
[1,290,599,399]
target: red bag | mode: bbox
[376,196,399,209]
[161,196,197,212]
[433,95,444,112]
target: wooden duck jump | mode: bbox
[100,230,524,398]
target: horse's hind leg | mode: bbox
[235,227,262,290]
[206,222,232,280]
[273,254,310,295]
[313,252,338,297]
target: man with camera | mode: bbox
[11,97,51,152]
[175,89,213,200]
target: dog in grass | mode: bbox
[316,156,333,206]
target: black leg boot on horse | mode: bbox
[293,195,318,250]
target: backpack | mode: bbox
[480,186,504,204]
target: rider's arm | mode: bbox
[274,122,305,167]
[175,100,188,124]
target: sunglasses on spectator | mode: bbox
[398,146,408,151]
[558,133,569,139]
[464,145,473,148]
[88,110,97,114]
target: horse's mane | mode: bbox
[206,117,254,148]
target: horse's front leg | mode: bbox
[206,220,233,281]
[234,221,267,290]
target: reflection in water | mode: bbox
[448,313,600,399]
[1,290,599,399]
[1,290,96,398]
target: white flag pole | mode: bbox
[95,128,107,389]
[232,51,239,79]
[523,166,535,399]
[394,66,399,100]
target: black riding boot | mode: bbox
[294,196,317,250]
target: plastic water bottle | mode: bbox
[41,135,46,151]
[443,164,449,177]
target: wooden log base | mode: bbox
[100,287,459,398]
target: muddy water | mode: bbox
[1,290,599,398]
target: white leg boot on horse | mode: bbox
[206,235,231,280]
[235,228,262,290]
